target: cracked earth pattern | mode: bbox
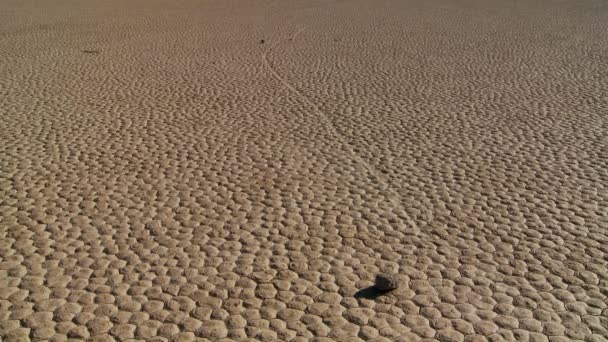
[1,0,608,341]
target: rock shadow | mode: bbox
[354,286,391,300]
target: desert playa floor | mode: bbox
[1,0,608,341]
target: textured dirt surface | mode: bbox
[1,0,608,341]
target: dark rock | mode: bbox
[375,274,399,291]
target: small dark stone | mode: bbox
[260,39,265,44]
[375,274,399,291]
[83,50,100,54]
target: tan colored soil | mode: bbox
[1,0,607,341]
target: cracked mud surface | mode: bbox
[1,0,607,341]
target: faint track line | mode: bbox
[261,27,420,235]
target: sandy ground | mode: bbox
[1,0,608,341]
